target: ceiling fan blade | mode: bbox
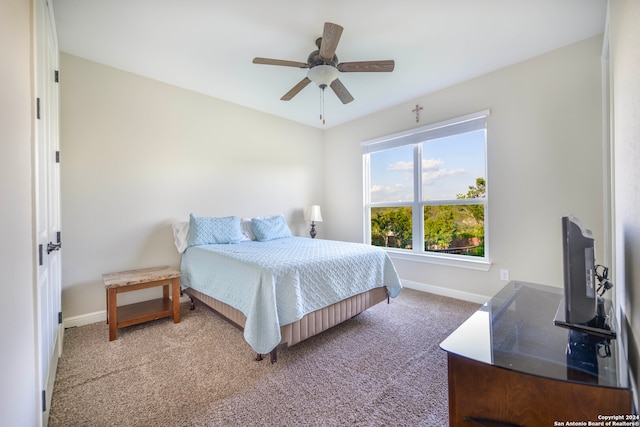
[330,79,354,104]
[337,60,395,73]
[281,77,312,101]
[253,57,308,68]
[319,22,343,60]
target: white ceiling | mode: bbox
[52,0,607,129]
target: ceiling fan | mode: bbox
[253,22,395,105]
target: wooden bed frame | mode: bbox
[183,286,390,363]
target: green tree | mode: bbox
[459,177,486,199]
[371,177,486,256]
[371,207,412,248]
[452,177,486,256]
[457,177,485,222]
[424,205,455,249]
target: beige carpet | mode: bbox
[49,288,479,426]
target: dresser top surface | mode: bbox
[440,281,629,389]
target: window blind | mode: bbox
[361,109,490,155]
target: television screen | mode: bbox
[562,215,596,325]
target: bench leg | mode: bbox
[172,278,180,323]
[108,288,117,341]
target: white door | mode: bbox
[34,0,62,424]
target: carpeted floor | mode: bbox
[49,288,479,426]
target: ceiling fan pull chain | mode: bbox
[320,86,326,125]
[319,88,322,122]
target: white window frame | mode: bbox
[362,110,491,271]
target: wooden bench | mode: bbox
[103,266,181,341]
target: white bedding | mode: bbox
[181,236,402,354]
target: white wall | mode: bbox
[59,54,324,318]
[0,1,38,426]
[60,37,605,318]
[609,0,640,403]
[323,36,605,301]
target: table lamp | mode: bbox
[304,205,323,238]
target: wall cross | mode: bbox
[412,104,423,122]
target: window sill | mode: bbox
[385,248,492,271]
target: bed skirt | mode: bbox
[183,286,389,361]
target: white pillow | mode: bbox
[241,218,257,240]
[172,221,190,253]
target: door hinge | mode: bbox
[58,311,63,324]
[36,97,41,120]
[55,151,60,163]
[57,231,61,244]
[42,389,46,412]
[54,70,59,83]
[38,244,43,266]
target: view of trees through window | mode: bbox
[364,112,488,260]
[371,178,485,257]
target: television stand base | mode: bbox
[553,298,617,340]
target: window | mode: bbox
[363,111,489,265]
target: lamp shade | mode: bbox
[304,205,323,222]
[307,65,339,88]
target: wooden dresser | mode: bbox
[440,281,633,427]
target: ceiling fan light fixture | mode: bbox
[307,65,339,88]
[254,22,393,108]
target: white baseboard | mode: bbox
[401,279,490,305]
[63,294,192,329]
[64,310,106,329]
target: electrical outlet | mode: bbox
[500,269,510,281]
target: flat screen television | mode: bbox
[562,215,596,325]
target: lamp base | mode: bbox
[310,222,317,239]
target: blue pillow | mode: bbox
[187,214,244,246]
[251,215,292,241]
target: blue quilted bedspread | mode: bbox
[180,237,402,354]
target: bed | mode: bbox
[174,214,403,362]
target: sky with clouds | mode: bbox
[370,130,485,203]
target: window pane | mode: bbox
[422,130,485,201]
[424,204,484,257]
[371,206,413,249]
[370,145,414,203]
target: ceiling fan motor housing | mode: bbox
[308,48,338,68]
